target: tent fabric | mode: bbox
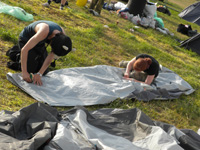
[0,103,200,150]
[6,65,194,106]
[178,2,200,26]
[180,33,200,55]
[0,103,60,150]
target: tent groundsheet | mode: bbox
[0,103,200,150]
[6,65,194,106]
[178,2,200,26]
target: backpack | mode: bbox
[6,46,21,71]
[6,45,21,62]
[177,24,197,37]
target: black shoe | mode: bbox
[89,9,99,16]
[7,61,21,71]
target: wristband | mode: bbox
[30,73,34,81]
[36,72,42,77]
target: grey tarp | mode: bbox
[6,65,194,106]
[178,2,200,26]
[0,103,200,150]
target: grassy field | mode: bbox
[0,0,200,131]
[167,0,198,9]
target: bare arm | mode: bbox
[144,75,155,85]
[33,52,55,86]
[21,23,49,83]
[124,57,136,78]
[133,75,155,85]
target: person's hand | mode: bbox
[22,72,32,83]
[33,74,43,86]
[123,72,129,78]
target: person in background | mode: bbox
[42,0,68,10]
[119,54,160,85]
[19,20,72,86]
[89,0,105,16]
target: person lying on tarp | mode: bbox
[19,20,72,86]
[119,54,160,85]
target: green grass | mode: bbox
[0,0,200,131]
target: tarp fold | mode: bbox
[0,103,200,150]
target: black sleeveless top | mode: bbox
[19,20,62,45]
[136,54,160,78]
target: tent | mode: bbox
[180,33,200,55]
[6,65,194,106]
[178,2,200,26]
[0,103,200,150]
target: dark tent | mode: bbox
[180,33,200,55]
[178,2,200,26]
[0,103,200,150]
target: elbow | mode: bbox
[144,81,151,85]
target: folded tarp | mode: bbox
[0,103,200,150]
[6,65,194,106]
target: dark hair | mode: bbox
[51,33,72,56]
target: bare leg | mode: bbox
[94,0,104,14]
[89,0,98,9]
[61,0,67,6]
[60,0,67,10]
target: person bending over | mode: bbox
[119,54,160,85]
[19,20,72,86]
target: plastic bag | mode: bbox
[0,2,33,21]
[114,2,127,10]
[144,2,157,17]
[154,12,164,28]
[131,14,141,25]
[120,12,128,19]
[76,0,87,7]
[154,17,164,28]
